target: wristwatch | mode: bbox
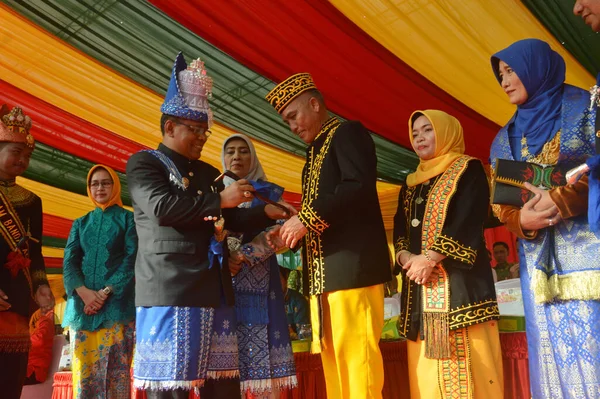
[102,286,113,295]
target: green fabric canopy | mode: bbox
[24,142,132,205]
[5,0,417,183]
[522,0,600,76]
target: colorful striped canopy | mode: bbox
[0,0,596,275]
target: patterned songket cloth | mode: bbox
[231,256,297,393]
[134,307,215,390]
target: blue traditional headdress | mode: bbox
[161,52,213,126]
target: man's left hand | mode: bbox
[35,284,55,314]
[265,225,286,251]
[280,216,308,248]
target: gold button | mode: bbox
[596,130,600,138]
[189,171,194,177]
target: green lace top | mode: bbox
[62,205,137,331]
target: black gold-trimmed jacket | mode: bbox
[0,181,47,319]
[393,160,499,340]
[127,144,273,308]
[298,117,391,295]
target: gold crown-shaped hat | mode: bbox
[265,73,317,113]
[0,106,34,148]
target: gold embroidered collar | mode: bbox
[312,116,340,144]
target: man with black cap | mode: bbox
[265,74,391,399]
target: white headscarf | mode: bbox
[221,133,267,187]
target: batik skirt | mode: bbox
[71,321,135,399]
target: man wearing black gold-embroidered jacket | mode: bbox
[265,73,391,399]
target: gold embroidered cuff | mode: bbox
[430,234,477,265]
[448,299,500,330]
[298,206,329,235]
[394,238,409,254]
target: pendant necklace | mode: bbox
[411,180,429,227]
[520,135,532,161]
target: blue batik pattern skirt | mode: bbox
[133,306,214,390]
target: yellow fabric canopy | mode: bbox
[330,0,594,127]
[1,6,399,234]
[17,177,133,220]
[42,246,64,258]
[18,178,95,219]
[0,5,301,193]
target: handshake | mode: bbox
[266,215,308,251]
[228,214,309,276]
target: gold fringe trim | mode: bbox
[423,312,451,359]
[241,375,298,394]
[494,176,526,189]
[532,269,600,304]
[206,370,240,379]
[133,378,205,391]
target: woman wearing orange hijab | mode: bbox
[62,165,137,399]
[393,110,503,398]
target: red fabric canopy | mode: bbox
[1,81,304,202]
[43,214,73,240]
[0,80,146,173]
[44,257,64,269]
[150,0,501,161]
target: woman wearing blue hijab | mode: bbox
[490,39,600,398]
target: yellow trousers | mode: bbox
[311,284,385,399]
[407,320,504,399]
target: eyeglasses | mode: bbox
[175,121,212,138]
[89,180,113,189]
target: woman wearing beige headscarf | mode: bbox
[210,134,297,398]
[393,110,503,398]
[62,165,137,399]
